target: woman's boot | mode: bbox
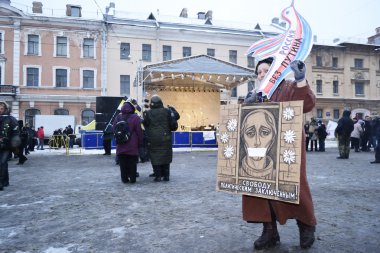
[297,220,315,249]
[153,166,161,182]
[254,220,280,250]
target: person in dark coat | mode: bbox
[316,120,327,152]
[113,102,143,184]
[102,124,113,155]
[143,95,179,182]
[27,127,37,151]
[243,58,316,250]
[0,101,20,190]
[66,125,74,148]
[304,121,310,151]
[335,110,354,159]
[370,116,380,164]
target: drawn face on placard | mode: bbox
[242,109,276,161]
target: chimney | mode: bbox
[0,0,11,5]
[313,35,317,43]
[271,17,279,24]
[32,1,43,14]
[179,8,188,18]
[205,10,213,20]
[106,2,115,16]
[197,12,206,20]
[376,27,380,34]
[254,23,261,30]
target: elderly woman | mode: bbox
[239,109,277,180]
[243,58,317,250]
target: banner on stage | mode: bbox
[216,101,304,204]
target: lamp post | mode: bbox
[136,59,143,105]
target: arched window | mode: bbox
[54,108,69,115]
[25,108,41,128]
[81,109,95,125]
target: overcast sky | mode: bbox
[12,0,380,43]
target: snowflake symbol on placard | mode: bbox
[283,149,296,165]
[220,132,229,144]
[223,145,234,159]
[283,130,296,144]
[283,107,295,121]
[226,119,238,132]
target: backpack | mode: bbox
[114,119,131,145]
[167,107,180,131]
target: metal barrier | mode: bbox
[80,131,217,150]
[48,134,82,155]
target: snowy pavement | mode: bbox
[0,143,379,253]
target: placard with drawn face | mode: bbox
[216,101,303,204]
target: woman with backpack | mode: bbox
[113,101,143,184]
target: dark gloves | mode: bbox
[244,90,267,104]
[290,60,306,82]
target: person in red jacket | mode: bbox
[37,126,44,150]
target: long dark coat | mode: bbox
[143,107,173,165]
[242,80,317,226]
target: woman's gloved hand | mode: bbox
[290,60,306,82]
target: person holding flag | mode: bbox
[242,1,317,250]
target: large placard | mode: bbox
[216,101,303,204]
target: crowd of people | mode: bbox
[304,118,328,152]
[303,113,379,164]
[335,112,380,163]
[50,125,75,149]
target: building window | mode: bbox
[332,57,338,68]
[354,58,363,68]
[183,47,191,57]
[355,82,364,96]
[120,43,130,59]
[316,79,322,94]
[333,109,340,120]
[28,34,39,55]
[54,108,69,115]
[83,70,94,89]
[231,87,237,97]
[56,36,67,56]
[120,75,130,96]
[333,80,339,94]
[248,80,255,92]
[26,67,39,87]
[207,48,215,57]
[163,45,172,61]
[316,56,322,67]
[142,44,151,61]
[0,31,3,54]
[56,69,67,87]
[81,109,95,126]
[247,56,255,68]
[317,109,323,119]
[25,109,40,128]
[229,50,237,64]
[83,38,94,58]
[0,65,2,85]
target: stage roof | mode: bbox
[142,55,255,90]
